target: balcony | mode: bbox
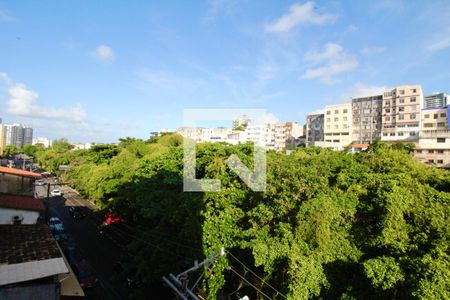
[420,130,450,138]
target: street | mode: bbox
[36,178,132,299]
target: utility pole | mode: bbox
[163,247,225,300]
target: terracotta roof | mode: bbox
[0,225,61,265]
[0,194,45,212]
[0,167,42,179]
[352,143,370,148]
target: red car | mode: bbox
[105,212,121,225]
[74,259,98,288]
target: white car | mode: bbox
[51,189,62,197]
[35,179,45,186]
[48,217,64,231]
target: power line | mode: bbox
[229,267,272,300]
[226,250,288,299]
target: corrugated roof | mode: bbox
[0,167,42,179]
[0,194,45,212]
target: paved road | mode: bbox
[36,178,132,299]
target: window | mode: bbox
[438,122,446,128]
[343,109,348,113]
[385,108,391,113]
[428,159,434,164]
[385,116,390,121]
[343,116,347,121]
[425,114,430,118]
[400,90,405,95]
[437,160,444,164]
[410,114,416,119]
[434,114,438,119]
[333,139,339,142]
[399,115,405,120]
[437,138,446,143]
[385,100,390,106]
[398,132,404,136]
[326,118,331,122]
[411,89,417,93]
[429,150,434,153]
[399,98,405,103]
[410,97,416,102]
[437,150,444,154]
[409,132,416,136]
[334,117,339,122]
[327,125,331,130]
[390,133,395,136]
[383,133,388,136]
[334,125,339,129]
[440,113,446,118]
[334,110,339,114]
[399,107,405,112]
[424,123,433,128]
[327,111,331,115]
[416,149,422,153]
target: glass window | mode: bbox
[434,114,438,119]
[399,107,405,112]
[326,118,331,122]
[416,149,422,153]
[327,111,331,115]
[334,125,339,129]
[440,113,446,118]
[409,132,416,136]
[437,150,444,154]
[410,97,416,102]
[398,132,404,136]
[438,122,446,127]
[334,117,339,122]
[399,115,404,120]
[385,108,390,113]
[410,114,416,119]
[424,114,430,118]
[385,116,390,121]
[334,110,339,114]
[343,117,347,121]
[343,109,348,113]
[429,150,434,153]
[437,138,445,143]
[400,90,405,95]
[437,160,444,164]
[399,98,405,103]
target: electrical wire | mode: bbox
[226,250,288,299]
[229,267,272,300]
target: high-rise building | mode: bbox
[274,123,286,152]
[424,92,448,108]
[318,103,353,150]
[414,106,450,168]
[381,85,423,142]
[306,114,324,147]
[352,95,383,143]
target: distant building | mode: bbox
[200,127,230,142]
[352,94,383,143]
[424,92,448,108]
[306,114,324,147]
[176,127,203,142]
[381,85,423,142]
[316,103,353,150]
[2,124,33,149]
[32,137,51,148]
[232,115,251,130]
[414,106,450,168]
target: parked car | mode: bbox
[69,207,86,220]
[73,259,98,288]
[48,217,64,231]
[34,179,45,186]
[51,189,62,197]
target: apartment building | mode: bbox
[381,85,423,142]
[232,115,251,130]
[306,114,324,146]
[352,95,383,143]
[424,92,448,108]
[414,106,450,168]
[176,127,203,142]
[285,122,303,138]
[200,127,230,142]
[317,103,352,150]
[274,123,286,152]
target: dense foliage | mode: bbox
[34,136,450,299]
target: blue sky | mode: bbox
[0,0,449,143]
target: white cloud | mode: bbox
[265,2,335,34]
[6,84,86,122]
[91,45,116,63]
[360,47,386,55]
[0,10,15,22]
[253,112,280,125]
[0,72,11,84]
[203,0,237,23]
[426,27,450,53]
[301,43,358,84]
[341,83,387,101]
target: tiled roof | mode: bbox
[352,143,369,148]
[0,194,45,212]
[0,167,42,179]
[0,225,61,265]
[0,225,69,286]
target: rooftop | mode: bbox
[0,225,68,286]
[0,167,42,179]
[0,194,45,212]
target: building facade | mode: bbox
[317,103,352,150]
[381,85,423,142]
[306,114,324,147]
[424,92,448,108]
[1,124,33,149]
[352,95,383,143]
[414,106,450,168]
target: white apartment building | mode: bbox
[274,123,286,152]
[381,85,423,142]
[414,106,450,168]
[176,127,203,142]
[200,127,230,142]
[316,103,352,150]
[245,123,277,150]
[32,137,52,148]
